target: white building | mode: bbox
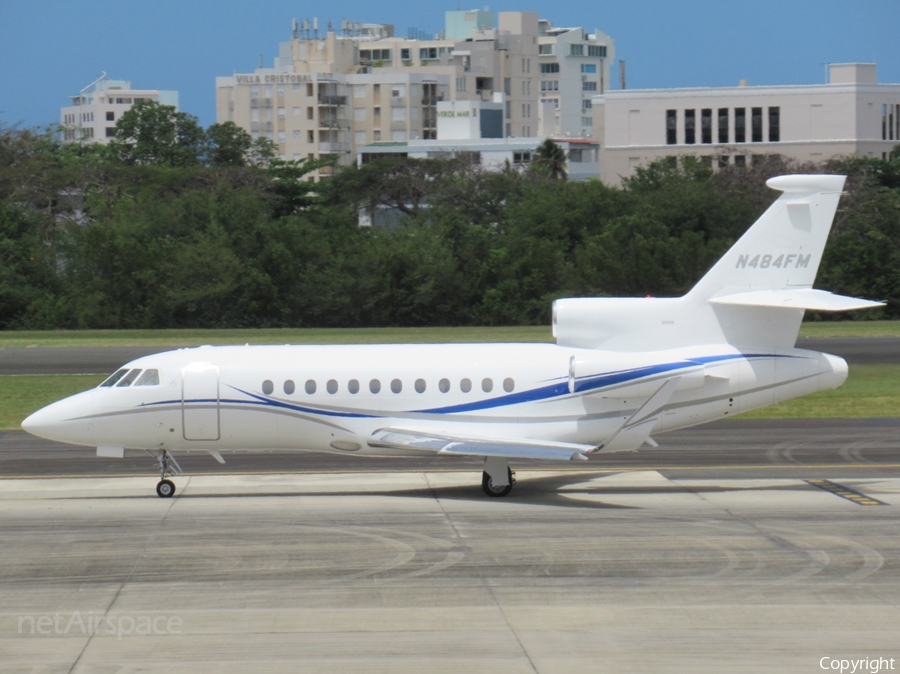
[60,74,179,144]
[592,63,900,186]
[215,10,614,177]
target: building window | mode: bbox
[307,130,314,143]
[666,109,677,145]
[569,44,584,56]
[353,85,366,98]
[735,108,746,143]
[582,99,592,110]
[701,109,712,144]
[420,47,439,61]
[354,107,366,121]
[251,85,259,97]
[539,44,553,55]
[278,131,286,144]
[456,77,467,93]
[581,64,597,74]
[734,155,746,166]
[717,155,729,168]
[768,107,780,142]
[265,85,272,98]
[307,107,314,120]
[307,83,314,96]
[751,107,763,142]
[105,127,116,138]
[401,48,410,61]
[354,130,366,145]
[277,85,285,97]
[293,83,300,91]
[540,63,559,74]
[684,109,695,144]
[504,77,511,95]
[540,81,559,92]
[718,108,729,143]
[581,117,593,127]
[106,111,114,121]
[587,45,607,58]
[278,107,285,120]
[583,81,597,92]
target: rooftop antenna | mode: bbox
[258,54,263,69]
[313,17,318,39]
[292,18,299,40]
[302,20,309,39]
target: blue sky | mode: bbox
[1,0,897,129]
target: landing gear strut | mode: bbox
[150,449,182,498]
[482,457,515,497]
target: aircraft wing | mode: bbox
[368,428,592,461]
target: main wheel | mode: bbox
[156,479,176,498]
[482,468,513,497]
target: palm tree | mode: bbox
[531,138,567,180]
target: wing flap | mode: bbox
[709,288,883,312]
[369,429,592,462]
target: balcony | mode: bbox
[318,141,351,153]
[421,95,444,106]
[390,96,406,107]
[318,95,347,106]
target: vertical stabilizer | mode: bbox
[687,174,845,302]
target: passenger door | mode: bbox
[182,363,220,441]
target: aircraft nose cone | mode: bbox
[21,391,96,446]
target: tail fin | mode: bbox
[554,174,883,352]
[687,174,846,302]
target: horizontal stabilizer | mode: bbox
[709,288,884,312]
[369,428,592,462]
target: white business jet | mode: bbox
[23,175,883,498]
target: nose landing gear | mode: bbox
[149,449,183,498]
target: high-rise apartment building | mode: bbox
[60,74,179,144]
[215,10,614,175]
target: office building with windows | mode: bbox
[592,63,900,186]
[215,10,614,176]
[60,75,179,144]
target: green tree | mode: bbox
[108,100,206,167]
[530,139,567,180]
[206,121,252,167]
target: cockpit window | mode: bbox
[134,369,160,386]
[99,369,130,387]
[116,369,142,387]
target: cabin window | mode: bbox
[391,378,402,393]
[503,377,515,392]
[115,369,142,387]
[134,369,160,386]
[482,378,493,392]
[415,378,426,393]
[305,379,317,394]
[439,378,450,393]
[348,379,360,394]
[327,379,338,394]
[369,379,381,393]
[262,380,274,395]
[100,369,130,387]
[460,378,472,393]
[283,379,295,394]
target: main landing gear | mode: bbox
[149,449,182,498]
[482,457,516,497]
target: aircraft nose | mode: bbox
[21,391,96,446]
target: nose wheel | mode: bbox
[156,479,176,498]
[147,449,183,498]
